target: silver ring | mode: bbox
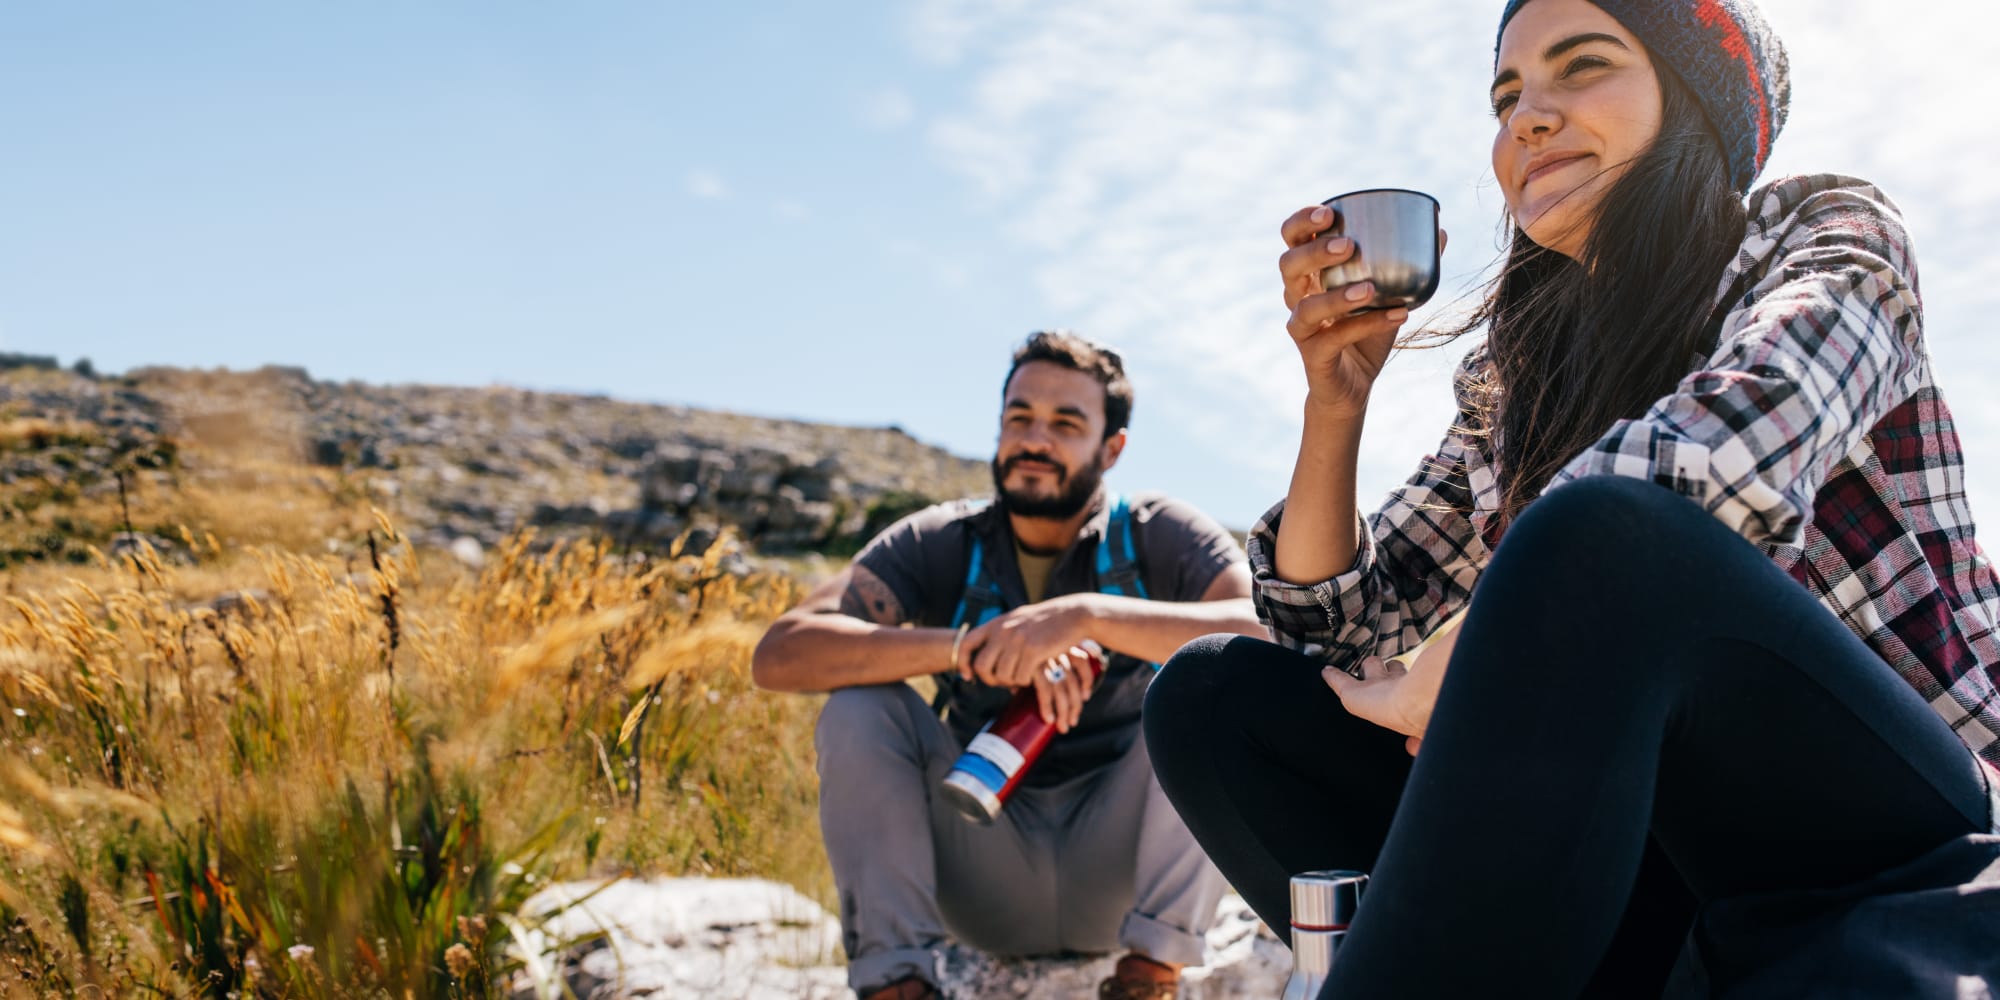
[1043,664,1067,684]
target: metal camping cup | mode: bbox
[1316,188,1442,311]
[1281,869,1368,1000]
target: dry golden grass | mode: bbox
[0,418,100,452]
[0,435,826,997]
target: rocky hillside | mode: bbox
[0,355,989,561]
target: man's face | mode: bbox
[990,361,1122,520]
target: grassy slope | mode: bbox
[0,399,831,997]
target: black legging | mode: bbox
[1146,476,1992,998]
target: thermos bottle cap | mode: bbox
[1290,870,1367,931]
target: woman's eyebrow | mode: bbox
[1545,31,1629,60]
[1490,32,1632,95]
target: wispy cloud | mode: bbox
[685,169,729,201]
[859,87,917,130]
[911,0,2000,520]
[912,0,1497,512]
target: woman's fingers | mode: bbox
[1280,233,1357,310]
[1289,281,1378,334]
[1321,658,1420,738]
[1281,204,1335,248]
[1322,664,1360,703]
[1286,291,1408,347]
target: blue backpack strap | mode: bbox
[1094,493,1149,600]
[951,495,1149,673]
[1095,493,1159,670]
[951,536,1008,630]
[938,513,1010,716]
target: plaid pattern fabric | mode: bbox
[1248,175,2000,787]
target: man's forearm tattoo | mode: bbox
[838,566,906,625]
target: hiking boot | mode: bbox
[1098,981,1177,1000]
[1097,954,1180,1000]
[860,975,939,1000]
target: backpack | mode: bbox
[950,491,1150,629]
[929,494,1155,755]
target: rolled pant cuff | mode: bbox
[847,945,942,995]
[1119,910,1207,968]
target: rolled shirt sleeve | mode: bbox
[1247,352,1496,665]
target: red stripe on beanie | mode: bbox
[1692,0,1771,169]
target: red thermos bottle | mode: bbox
[939,640,1105,823]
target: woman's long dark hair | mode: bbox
[1437,61,1748,521]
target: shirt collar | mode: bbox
[974,489,1111,557]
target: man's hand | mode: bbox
[962,594,1100,689]
[1029,644,1097,732]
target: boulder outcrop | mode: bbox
[512,878,1290,999]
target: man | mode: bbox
[753,331,1263,1000]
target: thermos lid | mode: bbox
[1290,870,1367,931]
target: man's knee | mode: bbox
[814,683,933,770]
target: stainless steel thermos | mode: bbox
[939,640,1105,823]
[1281,869,1368,1000]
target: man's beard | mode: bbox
[990,450,1105,521]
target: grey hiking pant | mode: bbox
[815,683,1227,995]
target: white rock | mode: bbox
[449,536,486,569]
[511,878,846,1000]
[510,878,1290,999]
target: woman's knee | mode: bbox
[1145,634,1241,738]
[1148,632,1283,710]
[1146,634,1325,745]
[1488,475,1733,597]
[1508,476,1681,555]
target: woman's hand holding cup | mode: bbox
[1279,200,1446,422]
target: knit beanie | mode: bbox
[1496,0,1789,192]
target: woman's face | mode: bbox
[1490,0,1664,259]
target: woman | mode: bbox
[1144,0,2000,996]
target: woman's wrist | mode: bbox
[1303,389,1369,425]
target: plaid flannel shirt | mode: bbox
[1248,174,2000,792]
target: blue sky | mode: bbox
[5,2,1998,531]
